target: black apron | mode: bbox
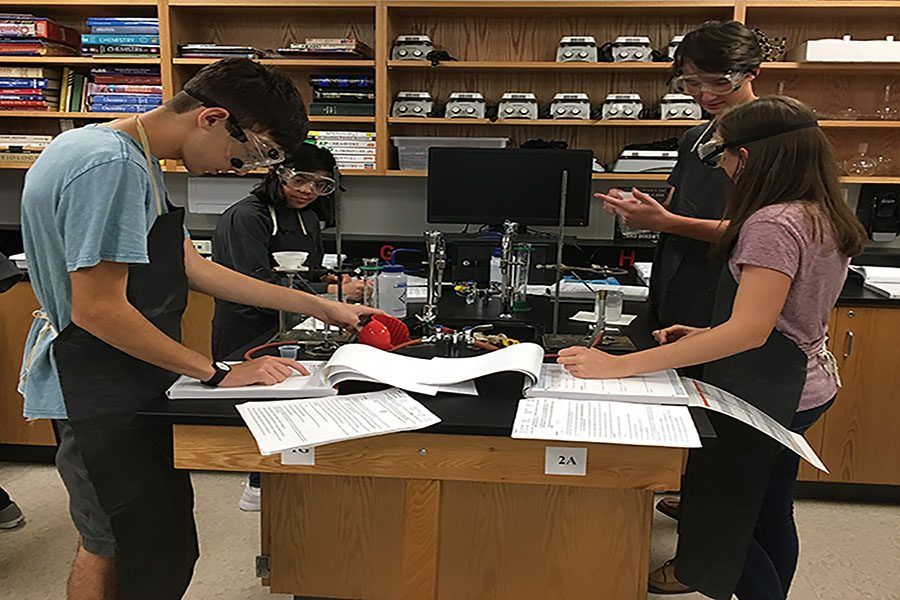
[650,123,730,330]
[675,269,808,599]
[52,121,198,599]
[212,202,320,360]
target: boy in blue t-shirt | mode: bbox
[19,58,379,600]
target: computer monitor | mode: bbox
[427,147,592,227]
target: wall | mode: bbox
[3,170,900,253]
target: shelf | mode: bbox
[173,58,375,68]
[0,57,161,65]
[5,0,156,5]
[166,164,375,176]
[763,62,900,73]
[819,120,900,129]
[384,1,734,9]
[0,111,138,119]
[0,162,37,170]
[309,116,376,124]
[170,0,375,5]
[384,170,900,184]
[389,117,700,127]
[388,61,671,72]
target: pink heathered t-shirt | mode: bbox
[728,202,849,412]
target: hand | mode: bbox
[556,346,631,379]
[322,273,350,284]
[652,325,708,345]
[315,298,383,332]
[219,356,309,387]
[594,187,675,233]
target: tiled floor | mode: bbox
[1,463,898,599]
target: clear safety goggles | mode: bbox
[184,88,285,175]
[696,120,820,168]
[277,167,337,196]
[671,71,749,96]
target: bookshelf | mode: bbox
[0,0,897,183]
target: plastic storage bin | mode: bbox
[392,136,509,171]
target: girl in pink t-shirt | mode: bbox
[560,96,867,599]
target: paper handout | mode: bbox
[683,378,828,472]
[424,342,544,386]
[166,361,335,400]
[527,364,689,405]
[235,388,441,455]
[512,397,701,448]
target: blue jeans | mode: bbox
[734,397,835,600]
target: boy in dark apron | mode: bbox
[559,97,866,599]
[18,58,380,600]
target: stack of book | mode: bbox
[0,134,52,165]
[307,130,376,172]
[0,13,79,57]
[0,66,60,112]
[81,17,160,58]
[86,66,162,114]
[177,44,267,59]
[277,37,373,60]
[308,74,375,117]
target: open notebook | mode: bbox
[526,364,689,405]
[851,265,900,299]
[167,343,546,399]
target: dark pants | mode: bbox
[734,397,835,600]
[249,472,260,488]
[0,485,10,509]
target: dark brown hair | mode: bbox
[715,96,867,258]
[165,57,308,149]
[673,20,763,77]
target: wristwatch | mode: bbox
[201,361,232,387]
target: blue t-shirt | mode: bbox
[19,125,169,420]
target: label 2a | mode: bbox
[544,447,587,476]
[281,446,315,466]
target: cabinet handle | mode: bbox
[843,331,855,359]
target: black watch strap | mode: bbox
[200,362,231,387]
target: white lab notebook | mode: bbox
[863,282,900,299]
[525,364,689,405]
[166,361,336,400]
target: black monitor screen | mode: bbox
[427,147,592,226]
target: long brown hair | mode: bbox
[715,96,867,258]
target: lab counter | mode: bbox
[145,294,707,600]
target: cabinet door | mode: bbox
[0,283,55,446]
[818,307,900,485]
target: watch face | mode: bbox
[215,361,232,372]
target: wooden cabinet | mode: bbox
[0,283,214,448]
[800,306,900,486]
[0,283,55,446]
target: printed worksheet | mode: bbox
[527,364,689,405]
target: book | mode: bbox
[308,75,375,89]
[0,78,59,90]
[90,66,161,76]
[0,40,79,56]
[308,130,376,139]
[88,26,160,35]
[88,83,162,94]
[0,66,59,78]
[85,17,159,26]
[177,44,266,58]
[89,94,162,105]
[58,67,70,111]
[0,17,80,47]
[0,134,52,144]
[525,364,690,405]
[0,94,57,101]
[313,90,376,102]
[81,34,160,46]
[82,44,160,55]
[309,102,375,116]
[0,151,42,163]
[0,99,56,108]
[92,75,161,85]
[167,361,337,400]
[863,282,900,299]
[312,140,377,149]
[320,147,376,155]
[90,104,152,113]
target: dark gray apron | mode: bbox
[53,205,198,599]
[675,268,808,599]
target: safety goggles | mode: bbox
[696,120,820,168]
[184,89,285,175]
[277,168,337,196]
[671,71,749,96]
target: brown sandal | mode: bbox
[648,559,696,595]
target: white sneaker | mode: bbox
[0,502,24,529]
[238,482,261,512]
